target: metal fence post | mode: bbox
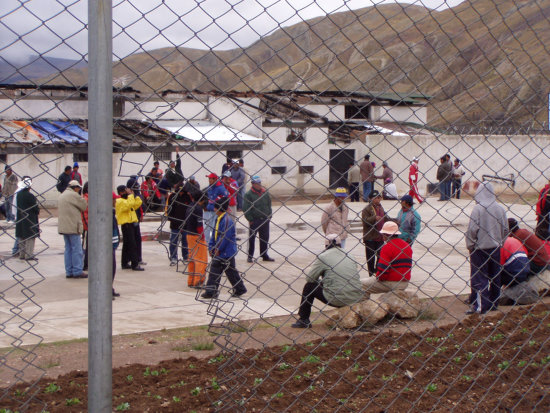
[88,0,113,411]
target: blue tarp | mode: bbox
[31,121,87,144]
[52,121,88,142]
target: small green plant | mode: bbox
[462,375,473,381]
[306,342,314,347]
[368,351,378,361]
[126,375,133,382]
[382,374,396,381]
[254,378,263,386]
[426,337,441,344]
[65,398,81,406]
[152,394,162,400]
[465,328,472,333]
[389,358,398,364]
[343,349,352,356]
[317,365,327,374]
[498,361,510,370]
[517,360,527,367]
[208,355,226,364]
[473,340,480,347]
[213,401,222,407]
[540,356,550,365]
[307,385,315,392]
[338,398,348,404]
[192,342,214,351]
[191,387,202,396]
[352,363,360,371]
[282,345,295,352]
[44,382,60,393]
[521,328,528,333]
[435,346,447,354]
[491,333,504,341]
[426,383,437,392]
[403,387,411,392]
[301,355,321,364]
[453,357,462,363]
[320,342,328,347]
[529,340,537,347]
[172,396,181,402]
[278,362,291,370]
[411,351,423,357]
[477,353,485,358]
[466,352,475,360]
[189,363,196,369]
[356,375,364,381]
[115,402,130,411]
[211,377,220,390]
[272,392,284,399]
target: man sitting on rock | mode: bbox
[362,221,412,298]
[291,234,363,328]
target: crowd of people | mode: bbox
[1,154,549,315]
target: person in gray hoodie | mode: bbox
[465,181,508,314]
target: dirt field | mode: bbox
[2,299,549,412]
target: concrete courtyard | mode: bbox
[0,195,537,347]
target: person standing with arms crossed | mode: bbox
[243,176,275,263]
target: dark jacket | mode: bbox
[15,188,40,240]
[184,201,204,235]
[56,172,72,193]
[362,202,387,242]
[166,190,190,230]
[436,160,452,183]
[243,187,272,222]
[208,212,237,259]
[164,156,184,188]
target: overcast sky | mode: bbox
[0,0,464,63]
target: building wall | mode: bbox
[0,98,88,120]
[122,100,207,120]
[207,97,264,138]
[374,105,427,124]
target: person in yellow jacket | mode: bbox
[115,185,144,271]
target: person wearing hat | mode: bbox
[362,221,412,299]
[203,172,229,245]
[231,160,246,211]
[321,187,350,248]
[436,155,452,201]
[222,169,239,219]
[201,196,247,299]
[243,175,274,262]
[56,165,73,193]
[15,177,39,261]
[71,162,82,185]
[396,195,421,245]
[362,190,389,276]
[3,165,18,222]
[58,179,88,278]
[115,184,145,271]
[291,234,363,328]
[376,161,393,187]
[408,157,424,203]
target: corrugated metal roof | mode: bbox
[155,120,262,142]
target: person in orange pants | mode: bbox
[184,188,208,287]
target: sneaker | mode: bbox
[112,291,120,297]
[132,266,145,271]
[121,265,131,269]
[201,291,219,299]
[247,257,253,263]
[73,273,88,279]
[291,319,312,328]
[262,256,275,262]
[170,260,177,266]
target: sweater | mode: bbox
[243,187,272,222]
[465,182,507,251]
[376,238,413,282]
[321,201,349,242]
[306,246,363,306]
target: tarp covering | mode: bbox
[0,120,44,143]
[31,121,87,144]
[51,121,89,141]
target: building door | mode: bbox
[329,149,355,189]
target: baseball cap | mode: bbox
[206,173,218,179]
[222,170,232,178]
[251,175,261,183]
[334,187,347,198]
[369,190,381,199]
[400,195,414,205]
[68,180,82,188]
[73,162,79,168]
[380,221,401,235]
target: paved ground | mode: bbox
[0,195,536,347]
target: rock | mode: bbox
[526,269,550,295]
[353,299,389,326]
[338,307,362,329]
[324,309,342,329]
[379,290,421,319]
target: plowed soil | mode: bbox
[2,301,550,412]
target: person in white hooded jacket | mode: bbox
[465,181,508,314]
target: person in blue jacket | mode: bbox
[396,195,421,245]
[201,196,247,299]
[203,173,229,244]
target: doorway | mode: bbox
[329,149,355,189]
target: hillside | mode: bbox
[41,0,550,129]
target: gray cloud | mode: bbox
[0,0,464,63]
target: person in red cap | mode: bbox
[203,172,229,245]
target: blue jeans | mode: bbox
[169,228,188,261]
[237,187,245,210]
[5,195,15,221]
[64,234,84,276]
[439,181,451,200]
[362,182,373,201]
[12,237,19,255]
[203,210,216,245]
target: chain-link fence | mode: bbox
[1,0,550,411]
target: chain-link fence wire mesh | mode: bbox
[1,0,550,410]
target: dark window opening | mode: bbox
[271,166,287,175]
[154,151,172,161]
[299,165,314,174]
[113,96,125,118]
[286,130,305,142]
[345,104,371,120]
[0,154,7,164]
[73,153,88,163]
[226,150,243,161]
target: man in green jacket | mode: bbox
[291,234,364,328]
[243,175,274,263]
